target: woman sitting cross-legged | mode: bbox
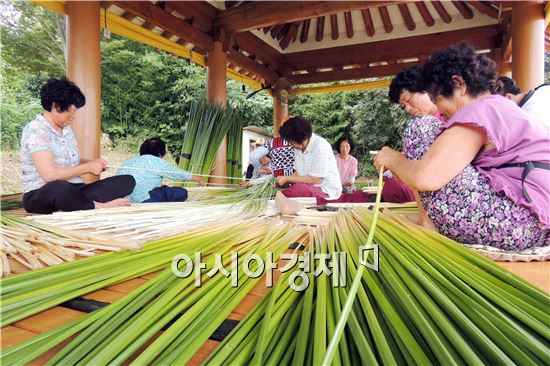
[21,77,136,214]
[116,137,205,203]
[375,43,549,250]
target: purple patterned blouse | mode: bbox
[445,95,550,229]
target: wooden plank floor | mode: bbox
[2,200,549,365]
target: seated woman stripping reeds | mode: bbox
[375,43,550,250]
[20,78,136,214]
[117,137,204,203]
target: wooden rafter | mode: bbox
[232,32,282,71]
[108,1,214,51]
[468,1,499,19]
[379,6,393,33]
[398,3,416,31]
[330,14,339,40]
[280,22,299,49]
[216,1,398,33]
[344,12,354,38]
[452,1,474,19]
[282,25,501,72]
[316,16,325,42]
[300,19,311,43]
[500,10,512,61]
[270,24,285,40]
[163,1,216,33]
[120,11,135,21]
[290,61,424,84]
[361,9,375,36]
[415,2,435,27]
[226,49,279,83]
[431,1,452,23]
[140,21,156,31]
[291,28,298,43]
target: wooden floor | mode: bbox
[2,198,549,365]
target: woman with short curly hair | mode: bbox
[20,77,136,214]
[375,43,549,250]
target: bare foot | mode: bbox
[275,191,303,216]
[94,198,132,209]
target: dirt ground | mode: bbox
[1,149,134,195]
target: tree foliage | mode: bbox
[12,2,545,178]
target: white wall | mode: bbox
[242,129,271,176]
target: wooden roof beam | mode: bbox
[468,1,499,19]
[379,6,394,33]
[398,3,416,31]
[270,24,285,39]
[280,22,300,49]
[163,1,216,33]
[431,1,452,23]
[232,32,282,71]
[300,19,311,43]
[282,25,501,70]
[415,2,435,26]
[344,12,354,38]
[217,1,399,33]
[108,1,214,51]
[361,9,375,36]
[330,14,339,40]
[226,49,279,84]
[452,1,474,19]
[500,10,512,62]
[290,62,424,84]
[316,16,325,42]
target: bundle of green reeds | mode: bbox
[206,208,550,365]
[226,110,245,184]
[0,219,267,327]
[1,220,307,366]
[0,199,23,211]
[202,178,279,217]
[179,99,244,177]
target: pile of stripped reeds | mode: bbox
[27,200,279,243]
[0,214,138,277]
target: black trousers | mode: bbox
[23,175,136,214]
[142,186,188,203]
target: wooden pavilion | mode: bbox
[2,2,550,363]
[38,0,550,183]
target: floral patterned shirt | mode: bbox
[20,113,82,193]
[403,114,548,250]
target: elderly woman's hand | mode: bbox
[373,146,401,172]
[276,176,289,187]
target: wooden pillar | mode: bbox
[512,1,545,91]
[66,1,101,183]
[207,41,227,184]
[498,61,512,77]
[272,94,288,137]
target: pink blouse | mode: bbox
[445,95,550,228]
[335,154,358,186]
